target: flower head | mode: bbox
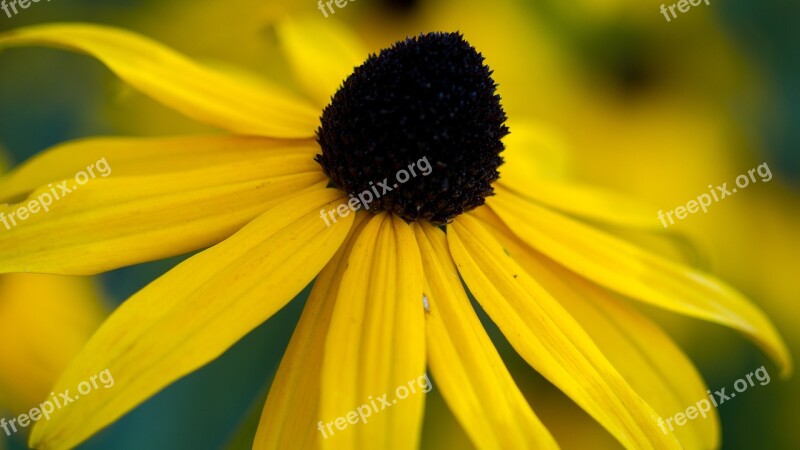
[317,31,507,223]
[0,17,791,450]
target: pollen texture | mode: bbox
[316,32,508,224]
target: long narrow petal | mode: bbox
[0,24,318,137]
[320,214,426,450]
[0,147,326,275]
[29,188,354,450]
[414,221,558,450]
[0,135,320,202]
[489,186,792,377]
[498,120,658,229]
[497,178,661,230]
[275,17,368,108]
[473,207,719,448]
[448,213,682,450]
[254,213,369,450]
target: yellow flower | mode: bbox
[0,16,790,450]
[0,274,107,417]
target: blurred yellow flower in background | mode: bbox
[0,274,106,417]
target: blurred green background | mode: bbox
[0,0,798,448]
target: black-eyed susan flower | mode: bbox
[0,17,791,450]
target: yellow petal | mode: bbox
[473,207,719,448]
[0,135,320,202]
[320,214,426,450]
[489,186,792,377]
[414,221,558,450]
[254,213,369,450]
[0,274,106,415]
[0,23,318,137]
[0,145,326,275]
[498,177,662,230]
[448,213,681,450]
[499,120,659,229]
[29,188,354,450]
[276,17,368,108]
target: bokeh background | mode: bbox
[0,0,798,448]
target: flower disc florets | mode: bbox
[316,32,508,224]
